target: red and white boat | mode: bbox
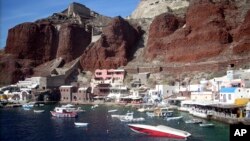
[50,107,77,118]
[127,124,191,139]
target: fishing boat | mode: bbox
[185,119,203,124]
[199,123,214,127]
[127,124,191,139]
[74,122,88,127]
[108,109,118,113]
[165,116,183,121]
[34,110,45,113]
[50,107,78,118]
[59,105,84,112]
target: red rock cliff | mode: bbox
[5,23,58,64]
[57,24,91,62]
[145,0,249,63]
[80,16,141,71]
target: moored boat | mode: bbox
[108,109,118,113]
[165,116,183,121]
[112,112,145,122]
[199,123,214,127]
[34,110,45,113]
[185,119,203,124]
[74,122,88,127]
[127,124,191,139]
[91,104,99,109]
[50,107,78,118]
[22,102,35,108]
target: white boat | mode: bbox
[146,112,155,118]
[91,104,99,109]
[165,116,183,121]
[34,110,45,113]
[74,122,88,127]
[59,106,84,112]
[199,123,214,127]
[50,107,78,118]
[112,112,145,122]
[128,124,191,139]
[62,104,74,108]
[154,107,174,117]
[185,119,203,124]
[108,109,118,113]
[22,102,35,108]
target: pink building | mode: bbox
[94,69,125,82]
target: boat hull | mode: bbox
[128,124,191,139]
[74,122,88,127]
[50,111,77,118]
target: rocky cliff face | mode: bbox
[56,24,91,62]
[144,0,250,65]
[5,23,58,64]
[80,17,141,71]
[130,0,189,19]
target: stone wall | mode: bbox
[124,57,250,74]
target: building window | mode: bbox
[239,89,241,92]
[63,97,65,99]
[79,90,81,93]
[167,90,169,93]
[228,94,231,100]
[96,72,102,75]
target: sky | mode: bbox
[0,0,140,48]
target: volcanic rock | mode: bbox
[56,24,91,62]
[5,23,58,64]
[80,16,141,71]
[130,0,189,19]
[144,0,248,63]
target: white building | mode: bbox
[219,87,250,104]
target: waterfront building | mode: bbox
[219,87,250,105]
[60,86,76,102]
[72,87,92,103]
[93,83,111,100]
[191,91,214,101]
[246,102,250,118]
[60,85,92,103]
[107,84,129,101]
[94,69,125,84]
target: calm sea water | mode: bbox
[0,104,229,141]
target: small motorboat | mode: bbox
[146,112,155,118]
[128,124,191,139]
[22,102,35,108]
[112,112,145,122]
[91,104,99,109]
[74,122,88,127]
[62,104,74,108]
[185,119,203,124]
[108,109,118,113]
[199,123,214,127]
[50,107,78,118]
[165,116,183,121]
[34,110,45,113]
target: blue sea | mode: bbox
[0,104,229,141]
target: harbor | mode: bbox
[0,104,229,141]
